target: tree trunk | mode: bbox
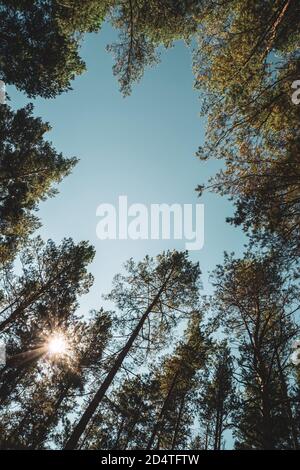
[204,422,210,450]
[33,391,67,449]
[113,416,126,449]
[261,388,274,450]
[146,369,180,450]
[256,350,274,450]
[276,351,299,449]
[217,399,224,450]
[64,276,171,450]
[171,392,186,450]
[214,385,221,450]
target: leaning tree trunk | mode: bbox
[276,351,299,449]
[213,385,222,450]
[65,275,172,450]
[123,400,144,450]
[171,391,186,450]
[256,348,275,450]
[217,399,224,450]
[261,383,274,450]
[32,390,68,449]
[146,369,180,450]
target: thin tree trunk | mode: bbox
[261,388,274,449]
[256,348,274,450]
[276,351,299,449]
[266,0,293,53]
[171,392,186,450]
[65,274,172,450]
[113,416,126,449]
[123,419,138,450]
[32,391,67,449]
[146,369,180,450]
[204,422,210,450]
[214,385,221,450]
[213,409,220,450]
[218,400,224,450]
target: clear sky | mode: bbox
[8,23,246,316]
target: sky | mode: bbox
[8,23,246,316]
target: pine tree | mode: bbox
[146,312,211,450]
[65,250,201,449]
[211,253,300,449]
[0,236,95,406]
[0,104,77,263]
[194,0,300,259]
[0,309,112,449]
[107,0,202,95]
[198,342,236,450]
[0,0,111,97]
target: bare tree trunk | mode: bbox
[32,391,67,449]
[65,275,172,450]
[256,348,274,449]
[204,422,210,450]
[276,351,299,449]
[266,0,293,53]
[213,410,220,450]
[113,416,126,449]
[146,369,180,450]
[171,392,186,450]
[218,400,224,450]
[213,385,221,450]
[261,386,274,450]
[123,419,138,450]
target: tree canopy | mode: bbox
[1,0,300,452]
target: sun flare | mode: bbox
[47,334,68,356]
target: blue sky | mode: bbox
[8,23,246,315]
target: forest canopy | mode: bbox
[0,0,299,451]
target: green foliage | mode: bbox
[0,236,95,333]
[0,0,111,97]
[107,0,201,95]
[193,0,300,257]
[198,343,236,450]
[64,250,202,449]
[0,309,112,449]
[211,253,300,449]
[106,250,201,352]
[1,0,299,452]
[0,103,77,263]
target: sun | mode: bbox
[47,334,68,356]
